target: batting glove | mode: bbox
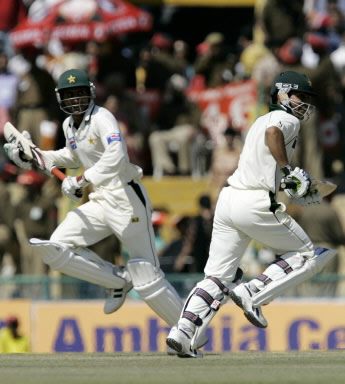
[61,175,89,202]
[3,143,32,170]
[281,166,311,198]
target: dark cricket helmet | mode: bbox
[55,69,95,115]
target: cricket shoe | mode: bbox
[166,324,203,358]
[229,283,268,328]
[104,266,133,314]
[167,327,208,356]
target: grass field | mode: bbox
[1,352,345,384]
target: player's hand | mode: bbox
[61,175,89,202]
[3,143,32,170]
[281,166,311,198]
[284,189,322,206]
[20,130,54,174]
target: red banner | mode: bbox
[187,80,258,144]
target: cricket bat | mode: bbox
[280,178,337,197]
[3,122,66,181]
[4,122,83,198]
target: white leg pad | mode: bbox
[182,270,243,349]
[29,238,127,289]
[127,259,183,326]
[252,247,337,307]
[190,282,235,350]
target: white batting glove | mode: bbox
[3,143,32,170]
[282,167,311,198]
[61,175,89,202]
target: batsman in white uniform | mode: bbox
[166,71,337,357]
[4,69,185,330]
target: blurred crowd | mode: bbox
[1,0,345,298]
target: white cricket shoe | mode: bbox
[166,324,203,358]
[104,267,133,314]
[167,327,208,356]
[229,283,268,328]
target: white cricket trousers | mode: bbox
[51,181,159,267]
[204,186,313,283]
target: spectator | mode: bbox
[0,316,30,353]
[209,126,242,199]
[102,72,147,169]
[188,195,214,273]
[0,50,18,128]
[161,195,214,275]
[0,176,18,273]
[172,39,193,81]
[193,32,236,88]
[11,46,60,149]
[236,24,270,79]
[251,38,283,105]
[135,33,183,92]
[0,0,27,57]
[149,74,201,177]
[14,170,58,275]
[262,0,306,43]
[160,215,193,274]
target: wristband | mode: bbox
[280,165,292,177]
[76,174,89,187]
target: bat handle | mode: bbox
[280,179,297,190]
[51,167,83,198]
[51,167,66,181]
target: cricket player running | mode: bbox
[166,71,337,357]
[4,68,193,338]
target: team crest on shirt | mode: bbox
[107,132,121,144]
[68,137,77,149]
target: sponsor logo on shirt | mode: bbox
[68,137,77,149]
[107,132,121,144]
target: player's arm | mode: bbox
[265,125,311,197]
[265,125,289,169]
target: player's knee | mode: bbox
[127,259,165,298]
[30,238,72,270]
[280,250,313,270]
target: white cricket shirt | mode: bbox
[42,103,143,189]
[228,108,300,194]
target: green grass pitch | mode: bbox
[1,351,345,384]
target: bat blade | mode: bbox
[3,122,66,181]
[310,180,337,197]
[4,122,35,160]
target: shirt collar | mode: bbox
[269,104,287,112]
[69,102,95,129]
[83,102,96,123]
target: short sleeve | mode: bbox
[266,111,299,142]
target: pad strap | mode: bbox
[257,274,272,285]
[273,257,293,274]
[206,276,230,296]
